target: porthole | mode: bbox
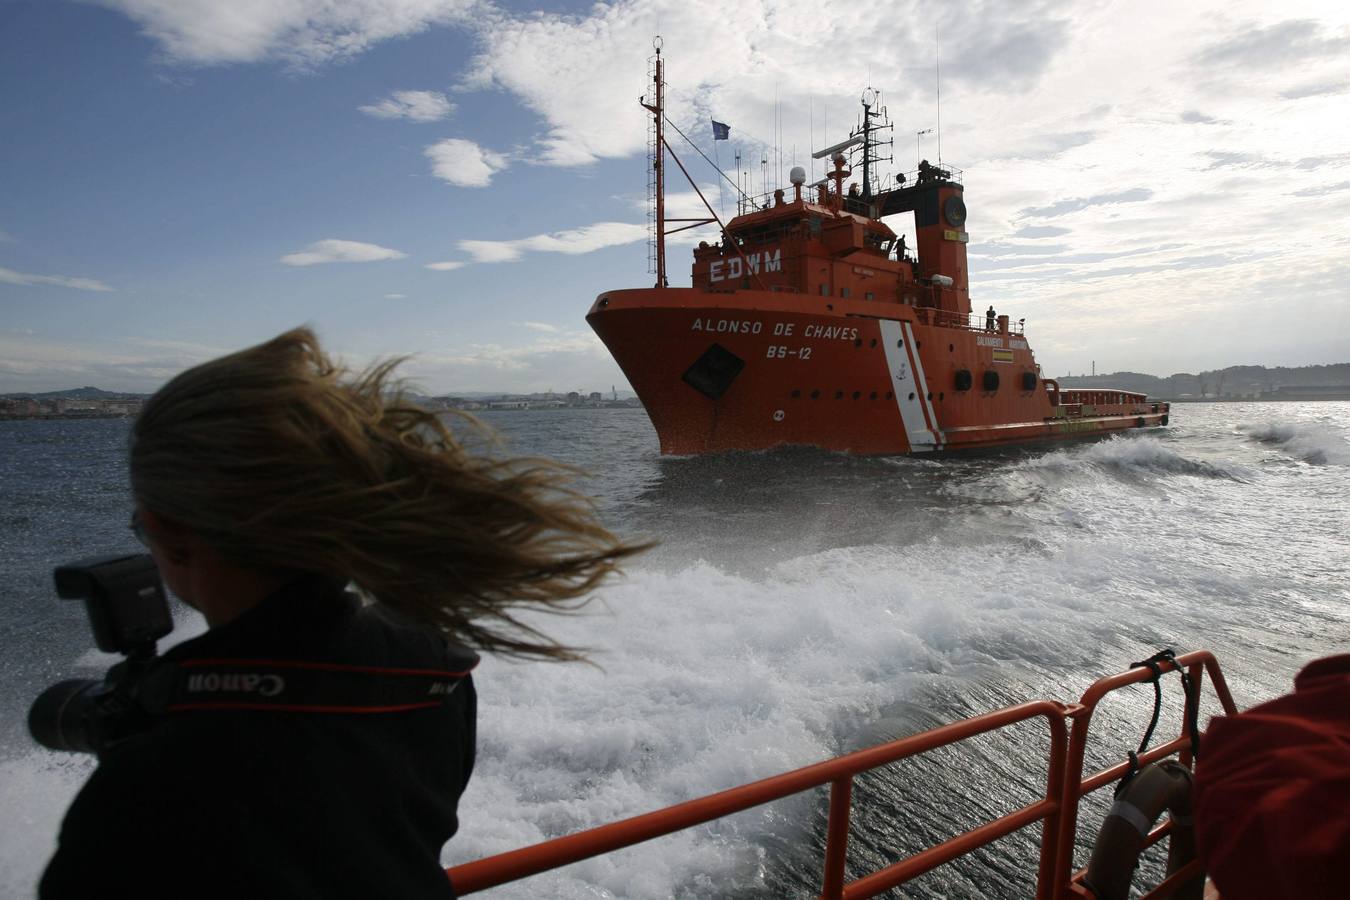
[949,343,954,352]
[927,392,933,400]
[896,339,903,348]
[854,338,862,348]
[811,389,820,399]
[939,392,945,401]
[852,391,861,400]
[916,341,922,349]
[869,338,877,348]
[791,389,801,399]
[885,391,894,399]
[869,391,877,400]
[835,390,844,400]
[908,392,916,401]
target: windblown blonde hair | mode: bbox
[130,327,647,660]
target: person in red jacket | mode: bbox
[1194,654,1350,899]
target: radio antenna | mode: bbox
[935,26,943,164]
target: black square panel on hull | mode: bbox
[683,343,745,400]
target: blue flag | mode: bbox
[711,120,730,141]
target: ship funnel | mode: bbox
[789,166,806,185]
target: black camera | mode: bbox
[28,554,174,754]
[30,555,471,755]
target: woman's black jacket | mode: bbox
[40,577,479,899]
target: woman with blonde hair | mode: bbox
[41,327,644,899]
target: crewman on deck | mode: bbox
[986,306,996,331]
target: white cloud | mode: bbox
[425,261,467,271]
[279,239,407,266]
[412,332,612,387]
[459,0,1079,169]
[0,265,113,291]
[424,138,509,187]
[0,334,230,392]
[359,90,455,122]
[459,221,648,264]
[100,0,479,68]
[384,293,407,299]
[523,321,559,332]
[458,240,523,263]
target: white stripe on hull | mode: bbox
[901,321,944,449]
[879,320,939,452]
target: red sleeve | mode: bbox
[1194,655,1350,899]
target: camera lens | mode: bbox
[29,679,102,753]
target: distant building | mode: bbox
[588,392,602,402]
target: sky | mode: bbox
[1,0,1348,394]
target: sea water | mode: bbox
[1,403,1347,898]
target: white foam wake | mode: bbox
[1241,421,1350,465]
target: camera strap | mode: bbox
[137,657,477,715]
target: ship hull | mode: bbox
[588,288,1168,456]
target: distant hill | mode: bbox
[1,386,150,401]
[1058,363,1350,399]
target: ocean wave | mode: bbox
[942,436,1242,506]
[1240,421,1350,465]
[1034,434,1243,479]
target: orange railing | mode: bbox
[1059,652,1238,899]
[913,307,1026,334]
[445,651,1239,899]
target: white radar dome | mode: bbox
[789,166,806,185]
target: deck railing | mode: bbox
[913,307,1026,334]
[445,651,1238,899]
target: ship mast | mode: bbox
[857,88,890,201]
[641,38,667,288]
[639,39,766,290]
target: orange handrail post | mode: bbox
[820,777,853,899]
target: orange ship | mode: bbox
[587,45,1169,455]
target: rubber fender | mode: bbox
[954,369,973,391]
[1161,414,1169,426]
[1137,417,1146,427]
[982,370,999,392]
[1083,761,1202,900]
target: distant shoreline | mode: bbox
[1169,395,1350,403]
[0,413,136,421]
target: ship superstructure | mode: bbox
[587,43,1168,454]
